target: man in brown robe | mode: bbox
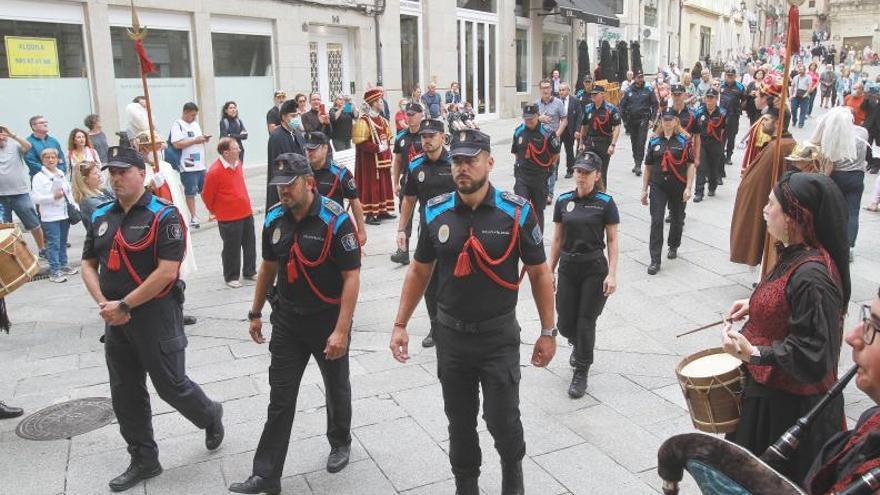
[730,107,794,266]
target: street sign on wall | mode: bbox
[4,37,60,78]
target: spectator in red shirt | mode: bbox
[202,137,256,288]
[846,83,868,126]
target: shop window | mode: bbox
[211,33,272,77]
[0,20,87,78]
[400,15,421,97]
[542,33,569,83]
[457,0,497,13]
[516,28,528,92]
[111,27,191,78]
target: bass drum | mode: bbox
[0,224,39,297]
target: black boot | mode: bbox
[205,402,224,450]
[0,401,23,419]
[454,475,479,495]
[108,459,163,492]
[501,460,525,495]
[569,346,577,368]
[568,368,589,398]
[421,328,435,348]
[228,475,281,495]
[327,444,351,473]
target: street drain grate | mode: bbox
[16,397,115,441]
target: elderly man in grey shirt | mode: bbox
[536,78,568,202]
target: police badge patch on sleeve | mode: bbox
[166,223,183,241]
[347,177,356,191]
[531,225,542,244]
[341,232,358,251]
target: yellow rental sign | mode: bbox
[4,36,60,78]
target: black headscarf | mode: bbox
[773,171,851,303]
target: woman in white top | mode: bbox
[31,148,78,283]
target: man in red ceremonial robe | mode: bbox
[353,88,396,224]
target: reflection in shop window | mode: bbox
[0,20,87,78]
[111,27,191,78]
[515,0,530,17]
[515,28,528,92]
[211,33,272,77]
[457,0,497,13]
[542,33,569,83]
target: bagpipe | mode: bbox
[659,363,880,494]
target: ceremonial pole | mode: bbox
[760,0,802,277]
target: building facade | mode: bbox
[828,0,880,53]
[677,0,751,68]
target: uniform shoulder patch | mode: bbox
[514,123,526,136]
[395,129,407,141]
[556,191,574,204]
[426,192,453,208]
[91,200,115,223]
[321,196,344,216]
[585,103,595,112]
[719,107,728,117]
[676,133,689,144]
[264,203,285,227]
[595,192,612,203]
[425,192,455,224]
[408,153,425,172]
[649,135,662,145]
[500,191,528,207]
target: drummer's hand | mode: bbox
[531,335,556,367]
[728,298,750,321]
[722,327,755,362]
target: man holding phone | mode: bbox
[171,102,209,228]
[302,92,333,136]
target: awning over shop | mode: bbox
[556,0,620,27]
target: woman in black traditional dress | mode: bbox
[720,171,851,485]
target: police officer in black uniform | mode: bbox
[397,119,455,349]
[305,131,367,246]
[549,152,619,399]
[641,110,696,275]
[391,102,425,264]
[578,85,622,189]
[390,130,557,495]
[511,104,562,232]
[81,146,223,492]
[229,153,361,495]
[619,70,659,177]
[693,89,727,202]
[719,68,746,165]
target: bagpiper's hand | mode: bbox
[323,329,349,360]
[249,318,265,344]
[389,325,410,363]
[531,335,556,367]
[728,298,750,321]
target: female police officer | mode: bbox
[549,151,619,398]
[641,109,696,275]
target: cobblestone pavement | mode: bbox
[1,104,878,494]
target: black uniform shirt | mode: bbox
[619,83,659,121]
[262,194,361,316]
[671,105,698,135]
[645,132,694,184]
[83,192,185,301]
[583,102,622,140]
[511,123,561,179]
[720,80,746,115]
[403,149,455,213]
[393,128,423,181]
[314,159,358,205]
[415,185,546,322]
[266,106,282,127]
[553,190,620,254]
[693,105,728,142]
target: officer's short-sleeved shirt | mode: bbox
[511,123,561,180]
[553,190,620,255]
[646,133,694,184]
[693,105,727,142]
[414,185,546,322]
[672,105,698,135]
[83,192,184,301]
[402,149,455,211]
[262,194,361,316]
[720,81,746,114]
[393,129,423,179]
[314,160,358,205]
[583,102,622,139]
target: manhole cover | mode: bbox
[16,397,115,441]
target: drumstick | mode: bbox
[676,317,730,338]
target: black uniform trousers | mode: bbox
[724,114,740,160]
[556,253,608,370]
[514,167,550,232]
[105,296,217,464]
[562,132,577,175]
[252,308,352,481]
[649,177,687,264]
[584,137,611,189]
[434,310,524,478]
[695,139,724,195]
[218,215,257,282]
[627,119,650,171]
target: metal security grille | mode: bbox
[327,43,343,98]
[309,42,320,94]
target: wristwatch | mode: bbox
[541,327,558,337]
[247,311,262,321]
[118,300,131,314]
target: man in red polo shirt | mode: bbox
[202,137,256,288]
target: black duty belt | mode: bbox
[560,250,605,262]
[436,309,516,335]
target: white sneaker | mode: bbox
[226,280,242,288]
[49,272,68,283]
[61,266,79,276]
[190,216,201,229]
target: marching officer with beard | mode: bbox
[619,70,659,177]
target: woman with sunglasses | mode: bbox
[720,171,851,485]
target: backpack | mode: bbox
[164,121,184,172]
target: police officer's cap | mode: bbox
[705,88,720,97]
[583,75,593,82]
[572,152,602,172]
[303,132,329,149]
[590,85,606,94]
[522,104,539,118]
[725,68,737,75]
[634,69,645,77]
[660,109,677,120]
[418,119,445,135]
[280,99,299,115]
[269,153,313,185]
[671,84,686,94]
[102,146,146,171]
[450,129,491,158]
[405,102,424,114]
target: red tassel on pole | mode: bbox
[787,6,800,55]
[287,259,299,283]
[134,39,156,75]
[108,247,121,271]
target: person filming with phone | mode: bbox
[170,102,210,229]
[302,92,333,137]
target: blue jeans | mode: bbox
[42,219,69,273]
[790,97,808,127]
[830,170,865,248]
[0,193,41,230]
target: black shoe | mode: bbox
[568,368,589,398]
[718,175,724,184]
[326,444,351,473]
[647,263,660,275]
[108,460,163,492]
[725,157,732,165]
[632,166,642,176]
[421,330,435,348]
[205,402,224,451]
[378,212,397,220]
[501,460,525,495]
[693,194,703,203]
[183,315,197,325]
[569,346,577,368]
[667,247,678,260]
[365,215,381,226]
[564,171,573,179]
[665,213,672,223]
[707,190,716,197]
[454,475,479,495]
[390,249,410,265]
[0,402,23,419]
[229,475,281,495]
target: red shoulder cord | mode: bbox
[325,171,341,200]
[810,413,880,494]
[591,107,612,137]
[286,217,340,305]
[525,132,558,168]
[706,112,725,141]
[107,205,182,299]
[660,140,693,185]
[453,207,527,290]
